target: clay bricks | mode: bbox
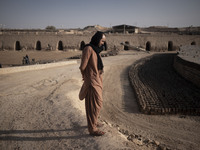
[129,54,200,115]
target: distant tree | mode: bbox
[45,26,56,31]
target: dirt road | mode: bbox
[0,51,200,150]
[102,51,200,150]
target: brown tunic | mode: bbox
[79,46,103,133]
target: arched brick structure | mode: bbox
[146,41,151,51]
[1,31,200,51]
[36,41,41,50]
[15,41,21,51]
[124,41,130,50]
[103,41,107,51]
[80,41,85,50]
[191,41,196,45]
[57,41,63,50]
[168,41,173,51]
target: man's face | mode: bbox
[99,35,106,47]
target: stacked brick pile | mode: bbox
[129,54,200,115]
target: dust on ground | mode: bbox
[0,50,82,67]
[0,50,200,150]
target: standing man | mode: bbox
[79,31,106,136]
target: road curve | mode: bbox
[101,51,200,150]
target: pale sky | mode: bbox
[0,0,200,29]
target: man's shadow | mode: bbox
[0,126,89,141]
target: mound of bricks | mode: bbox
[129,54,200,115]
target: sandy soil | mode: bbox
[0,50,200,150]
[0,50,82,67]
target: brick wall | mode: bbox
[1,32,200,51]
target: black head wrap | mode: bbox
[85,31,105,70]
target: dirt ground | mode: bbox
[0,50,82,67]
[0,50,200,150]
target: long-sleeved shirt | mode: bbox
[79,46,103,100]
